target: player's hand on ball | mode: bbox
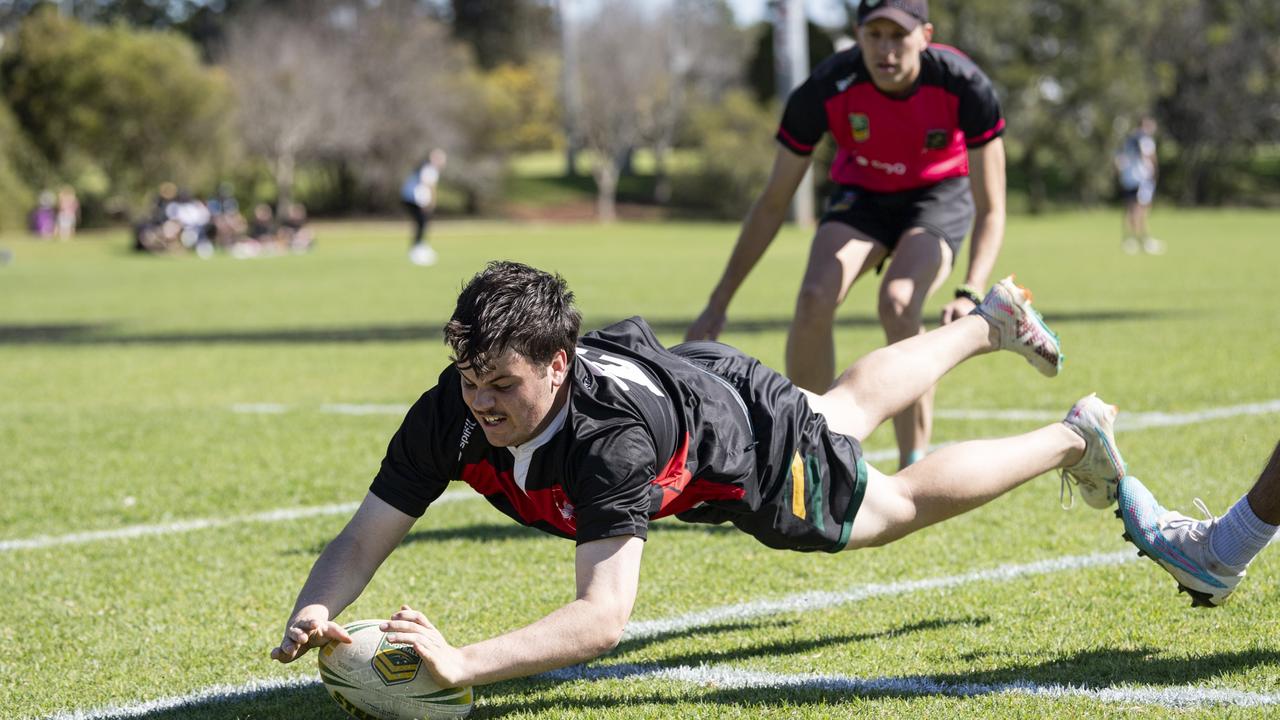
[381,604,467,687]
[271,605,352,663]
[940,297,976,325]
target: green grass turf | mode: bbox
[2,209,1280,719]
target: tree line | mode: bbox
[0,0,1276,230]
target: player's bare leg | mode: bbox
[807,277,1062,443]
[877,228,952,469]
[845,422,1086,548]
[785,222,885,392]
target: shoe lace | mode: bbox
[1059,469,1076,510]
[1160,498,1216,536]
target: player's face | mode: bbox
[457,347,570,447]
[856,19,932,94]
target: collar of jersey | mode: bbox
[507,400,569,491]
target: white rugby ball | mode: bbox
[317,619,473,720]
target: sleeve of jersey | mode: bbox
[958,69,1006,149]
[369,395,450,518]
[570,427,658,545]
[775,77,828,157]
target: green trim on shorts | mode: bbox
[829,454,868,553]
[806,454,825,533]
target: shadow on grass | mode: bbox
[613,615,989,666]
[0,309,1180,347]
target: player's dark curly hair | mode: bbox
[444,261,582,375]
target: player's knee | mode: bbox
[794,281,840,320]
[877,294,922,338]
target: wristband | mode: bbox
[954,284,982,305]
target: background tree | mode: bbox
[1149,0,1280,204]
[221,0,499,215]
[449,0,556,69]
[0,6,235,220]
[572,0,669,221]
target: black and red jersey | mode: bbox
[776,44,1004,193]
[371,317,765,545]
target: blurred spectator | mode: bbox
[134,182,180,253]
[1115,116,1164,255]
[168,189,213,257]
[278,202,315,253]
[208,182,248,249]
[401,148,446,266]
[55,186,79,241]
[29,190,56,238]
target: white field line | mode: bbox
[42,676,317,720]
[545,663,1280,708]
[621,551,1136,641]
[236,398,1280,431]
[42,550,1279,719]
[0,492,473,553]
[937,399,1280,431]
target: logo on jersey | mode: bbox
[457,418,477,460]
[925,129,949,150]
[850,113,870,142]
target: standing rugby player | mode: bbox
[687,0,1011,470]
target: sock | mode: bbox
[901,449,926,470]
[1210,495,1279,568]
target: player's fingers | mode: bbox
[326,621,353,643]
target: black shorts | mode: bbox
[820,176,974,259]
[671,342,867,553]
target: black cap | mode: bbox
[856,0,929,31]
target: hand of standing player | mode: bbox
[940,296,977,325]
[382,605,467,687]
[271,604,353,663]
[685,305,727,341]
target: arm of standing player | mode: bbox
[270,492,418,663]
[941,137,1007,324]
[686,146,812,341]
[380,534,644,687]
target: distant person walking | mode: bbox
[401,148,447,267]
[55,186,79,241]
[1115,116,1163,255]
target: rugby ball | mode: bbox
[318,619,473,720]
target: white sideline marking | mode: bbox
[0,492,474,553]
[236,398,1280,429]
[42,676,318,720]
[936,399,1280,431]
[622,551,1137,640]
[545,663,1280,708]
[45,551,1277,719]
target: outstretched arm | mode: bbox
[686,146,812,340]
[270,492,417,662]
[382,534,645,687]
[941,138,1007,324]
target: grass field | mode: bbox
[3,209,1280,719]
